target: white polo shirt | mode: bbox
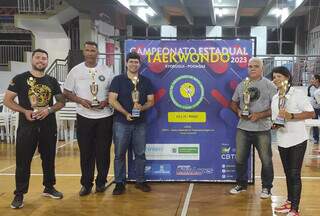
[271,87,314,148]
[64,62,114,119]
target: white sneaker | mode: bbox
[274,200,291,213]
[229,185,247,194]
[287,210,300,216]
[260,188,271,199]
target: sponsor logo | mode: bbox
[147,146,164,153]
[221,146,236,160]
[176,165,213,176]
[221,146,231,154]
[153,164,171,175]
[145,164,171,175]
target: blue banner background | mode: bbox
[126,39,254,182]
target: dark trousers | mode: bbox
[76,114,113,188]
[278,141,307,212]
[15,120,57,195]
[312,108,320,142]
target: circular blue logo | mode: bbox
[169,75,204,110]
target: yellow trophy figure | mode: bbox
[27,77,39,113]
[89,69,100,107]
[241,77,251,117]
[273,80,290,127]
[131,76,140,117]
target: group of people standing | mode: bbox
[230,57,314,216]
[3,45,315,216]
[4,41,154,209]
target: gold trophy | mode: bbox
[89,69,100,107]
[241,77,251,117]
[131,76,140,117]
[273,80,290,127]
[27,77,39,119]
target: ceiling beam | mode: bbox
[281,0,308,26]
[112,0,149,25]
[234,0,242,26]
[178,0,194,25]
[257,0,276,25]
[144,0,169,24]
[209,0,216,25]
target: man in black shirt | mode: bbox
[4,49,65,209]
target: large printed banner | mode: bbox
[126,39,254,182]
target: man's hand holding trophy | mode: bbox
[27,77,40,120]
[131,76,141,118]
[241,77,251,118]
[89,69,100,108]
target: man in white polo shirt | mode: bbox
[64,41,114,196]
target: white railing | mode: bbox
[258,55,320,86]
[46,58,68,82]
[17,0,57,13]
[0,42,32,66]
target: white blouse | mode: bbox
[271,87,314,148]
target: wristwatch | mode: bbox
[48,107,54,114]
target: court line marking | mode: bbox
[0,142,70,173]
[0,173,115,177]
[0,173,319,180]
[181,183,194,216]
[255,176,320,180]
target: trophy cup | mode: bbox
[131,76,140,118]
[273,80,290,127]
[89,69,100,107]
[241,77,251,117]
[27,77,39,118]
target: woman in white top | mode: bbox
[271,66,314,216]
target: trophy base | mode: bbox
[273,116,285,127]
[241,111,250,118]
[273,123,285,128]
[132,109,140,118]
[273,119,285,128]
[91,101,100,108]
[31,108,39,119]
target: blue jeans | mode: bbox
[113,121,146,183]
[235,129,274,189]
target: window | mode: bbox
[222,27,251,38]
[177,26,205,38]
[267,27,295,54]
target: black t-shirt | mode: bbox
[7,71,62,125]
[109,73,154,124]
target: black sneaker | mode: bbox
[112,183,125,195]
[229,185,247,194]
[135,182,151,192]
[43,187,63,199]
[10,194,24,209]
[95,184,107,193]
[79,186,92,196]
[260,188,272,199]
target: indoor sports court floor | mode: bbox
[0,141,319,216]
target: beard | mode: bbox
[32,64,46,72]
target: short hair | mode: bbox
[126,52,140,62]
[271,66,292,84]
[248,57,263,67]
[314,74,320,82]
[84,41,98,48]
[32,49,48,58]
